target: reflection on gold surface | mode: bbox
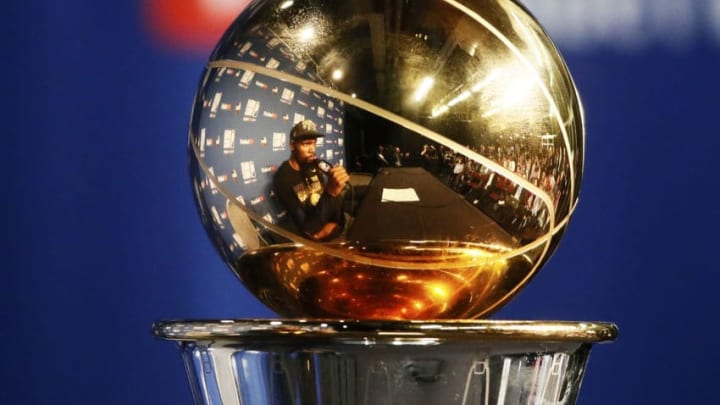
[236,242,532,320]
[188,0,587,319]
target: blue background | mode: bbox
[4,1,719,403]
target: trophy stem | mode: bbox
[154,320,616,405]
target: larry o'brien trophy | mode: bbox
[154,0,617,403]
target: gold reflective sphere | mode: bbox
[189,0,584,320]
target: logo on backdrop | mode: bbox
[145,0,720,53]
[143,0,252,52]
[521,0,720,50]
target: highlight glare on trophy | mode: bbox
[156,1,616,404]
[189,0,583,320]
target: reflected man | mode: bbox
[273,120,349,241]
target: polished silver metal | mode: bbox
[155,320,617,405]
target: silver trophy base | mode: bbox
[154,320,617,405]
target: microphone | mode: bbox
[314,159,333,174]
[313,159,352,191]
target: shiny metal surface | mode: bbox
[155,320,616,405]
[154,319,618,343]
[189,0,584,319]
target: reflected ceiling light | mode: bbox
[499,77,534,108]
[279,1,294,9]
[298,26,316,43]
[431,105,449,118]
[331,69,344,81]
[480,70,535,119]
[413,76,435,102]
[447,90,471,107]
[351,93,357,98]
[429,69,501,119]
[481,107,499,118]
[471,69,500,93]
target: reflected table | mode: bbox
[347,167,515,247]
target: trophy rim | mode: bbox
[153,319,617,343]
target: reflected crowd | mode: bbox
[353,139,569,243]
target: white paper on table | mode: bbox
[381,187,420,202]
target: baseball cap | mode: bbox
[290,119,324,141]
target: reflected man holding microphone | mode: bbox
[273,120,350,241]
